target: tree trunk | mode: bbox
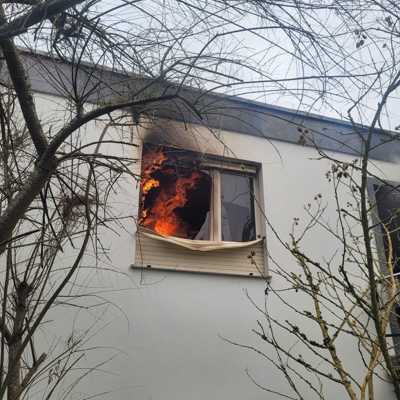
[7,281,30,400]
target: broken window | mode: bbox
[140,144,211,239]
[139,143,257,242]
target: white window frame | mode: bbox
[200,160,259,242]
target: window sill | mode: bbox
[130,263,271,279]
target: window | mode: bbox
[139,143,257,243]
[373,183,400,275]
[134,143,266,277]
[371,182,400,354]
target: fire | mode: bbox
[140,148,167,190]
[142,178,159,194]
[139,145,206,238]
[152,171,202,236]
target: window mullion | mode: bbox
[211,170,222,241]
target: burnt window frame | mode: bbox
[139,142,261,242]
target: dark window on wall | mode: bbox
[373,182,400,354]
[139,143,258,242]
[374,184,400,275]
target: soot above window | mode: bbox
[139,144,211,239]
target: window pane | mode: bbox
[220,172,256,242]
[140,144,211,240]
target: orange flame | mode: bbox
[142,178,159,194]
[140,148,167,190]
[139,146,202,238]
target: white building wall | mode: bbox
[30,92,400,400]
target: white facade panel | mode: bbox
[29,92,400,400]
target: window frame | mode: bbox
[201,162,259,242]
[134,141,268,277]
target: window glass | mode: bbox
[221,172,256,242]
